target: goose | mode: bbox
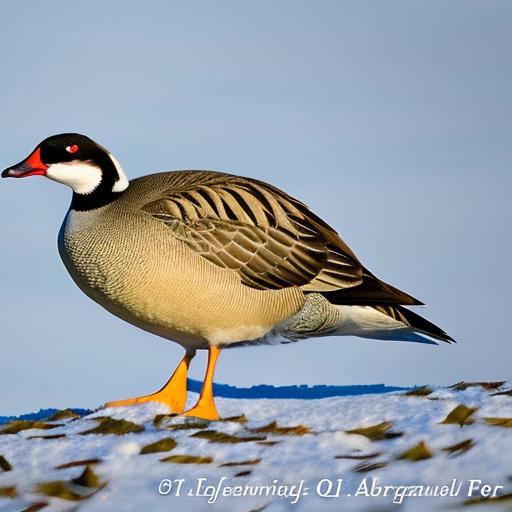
[2,134,453,420]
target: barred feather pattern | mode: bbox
[141,171,362,291]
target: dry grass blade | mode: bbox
[352,461,387,472]
[247,421,311,436]
[72,466,101,488]
[140,437,177,454]
[248,504,270,512]
[0,454,12,471]
[1,420,64,435]
[220,414,248,424]
[442,438,475,457]
[191,430,266,443]
[397,441,433,462]
[36,481,84,501]
[335,452,382,460]
[152,414,175,427]
[346,422,403,441]
[220,458,262,467]
[28,434,66,440]
[257,440,281,446]
[79,417,144,435]
[55,458,102,470]
[165,421,210,431]
[160,454,213,464]
[450,381,505,391]
[21,503,48,512]
[440,405,477,426]
[404,386,434,397]
[46,409,81,421]
[483,417,512,428]
[234,470,252,477]
[492,389,512,397]
[0,485,17,498]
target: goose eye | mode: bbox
[66,145,79,154]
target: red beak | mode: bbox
[2,148,49,178]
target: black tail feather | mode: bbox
[374,305,455,344]
[321,268,423,306]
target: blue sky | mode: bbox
[1,1,510,413]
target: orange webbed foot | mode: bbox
[104,351,194,413]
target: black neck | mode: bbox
[70,189,124,212]
[70,158,127,212]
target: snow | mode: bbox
[0,383,511,512]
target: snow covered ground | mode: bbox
[0,381,511,512]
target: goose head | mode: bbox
[2,133,129,211]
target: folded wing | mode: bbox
[141,171,362,291]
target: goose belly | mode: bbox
[58,210,304,349]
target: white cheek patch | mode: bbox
[45,161,103,195]
[109,153,129,192]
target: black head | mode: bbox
[2,133,129,211]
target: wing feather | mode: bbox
[142,171,362,291]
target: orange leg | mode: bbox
[182,346,221,420]
[105,350,195,413]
